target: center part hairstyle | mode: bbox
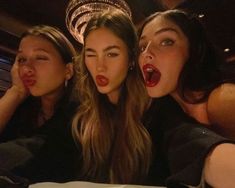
[72,10,151,184]
[139,9,235,103]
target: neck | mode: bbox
[171,92,211,126]
[41,87,65,117]
[107,89,120,105]
[40,94,61,120]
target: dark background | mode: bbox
[0,0,235,94]
[0,0,162,54]
[1,0,235,58]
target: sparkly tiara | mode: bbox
[66,0,132,44]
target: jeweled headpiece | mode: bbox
[66,0,131,44]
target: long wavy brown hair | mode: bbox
[72,10,152,184]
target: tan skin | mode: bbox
[138,15,235,132]
[0,35,73,131]
[139,15,235,188]
[138,16,210,124]
[84,27,129,104]
[207,83,235,139]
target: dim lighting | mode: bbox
[66,0,131,44]
[224,48,230,52]
[198,14,204,18]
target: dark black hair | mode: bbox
[139,9,235,103]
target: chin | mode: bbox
[97,88,109,95]
[146,88,165,98]
[29,89,44,97]
[30,93,42,97]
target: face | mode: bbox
[138,16,189,98]
[84,27,129,104]
[16,35,73,98]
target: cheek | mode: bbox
[160,60,183,88]
[18,67,23,76]
[138,55,145,68]
[113,65,128,78]
[111,61,128,80]
[42,63,65,75]
[18,67,25,78]
[168,64,183,81]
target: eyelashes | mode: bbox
[138,38,175,54]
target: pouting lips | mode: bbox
[142,64,161,87]
[96,75,109,86]
[22,78,36,87]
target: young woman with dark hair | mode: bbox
[138,9,235,139]
[138,9,235,187]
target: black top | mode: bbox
[0,96,77,142]
[1,95,233,187]
[0,96,79,180]
[0,97,40,143]
[144,96,233,187]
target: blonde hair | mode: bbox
[72,10,152,184]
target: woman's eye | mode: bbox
[107,52,118,57]
[138,45,146,53]
[35,55,49,61]
[85,53,96,57]
[160,39,174,46]
[17,57,26,64]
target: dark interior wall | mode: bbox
[0,0,235,94]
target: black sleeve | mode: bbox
[165,122,234,187]
[0,168,29,188]
[0,136,45,171]
[0,97,38,143]
[12,103,82,183]
[151,96,235,187]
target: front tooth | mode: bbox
[146,67,153,72]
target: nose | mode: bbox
[96,57,106,72]
[139,41,153,63]
[140,50,153,64]
[143,51,153,61]
[20,61,35,76]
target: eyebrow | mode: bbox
[140,27,179,41]
[85,45,120,53]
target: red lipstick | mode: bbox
[21,76,36,87]
[96,75,109,87]
[142,64,161,87]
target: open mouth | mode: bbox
[142,64,161,87]
[96,75,109,87]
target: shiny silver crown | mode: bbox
[66,0,131,44]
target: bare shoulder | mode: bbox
[207,83,235,139]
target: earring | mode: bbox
[65,80,68,87]
[129,66,133,71]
